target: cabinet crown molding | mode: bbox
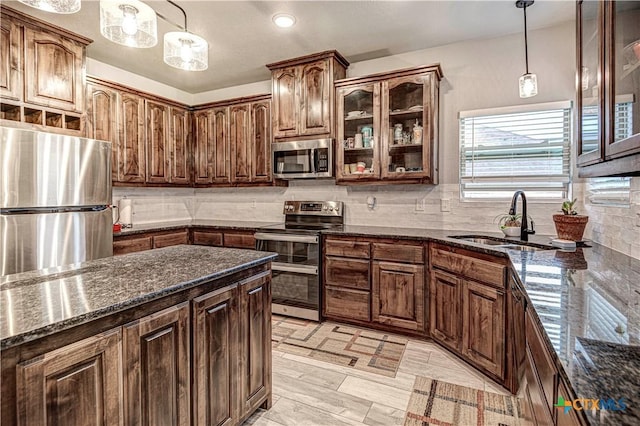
[1,5,92,45]
[266,49,349,70]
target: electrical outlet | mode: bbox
[636,213,640,227]
[415,198,425,211]
[252,199,257,208]
[441,199,451,212]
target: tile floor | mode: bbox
[244,325,511,426]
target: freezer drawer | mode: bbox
[1,208,113,276]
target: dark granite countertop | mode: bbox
[113,219,280,237]
[0,245,277,350]
[324,225,639,425]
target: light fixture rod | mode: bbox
[155,11,184,31]
[166,0,187,31]
[523,3,529,74]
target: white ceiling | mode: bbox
[4,0,575,94]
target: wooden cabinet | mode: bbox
[193,95,272,187]
[24,26,84,112]
[113,229,189,255]
[267,51,348,141]
[525,309,557,424]
[146,100,170,184]
[429,243,507,382]
[118,91,147,183]
[193,285,239,426]
[238,274,272,418]
[169,106,191,184]
[323,236,426,335]
[123,302,190,426]
[429,269,462,351]
[194,107,232,185]
[0,17,21,101]
[335,65,442,185]
[15,328,122,426]
[461,280,505,378]
[86,82,119,180]
[577,1,640,176]
[0,6,90,134]
[223,231,256,249]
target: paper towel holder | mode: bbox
[118,197,133,229]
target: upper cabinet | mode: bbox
[577,0,640,176]
[335,65,442,185]
[267,51,348,141]
[193,94,273,187]
[0,6,90,134]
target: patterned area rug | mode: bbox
[272,315,407,377]
[404,376,523,426]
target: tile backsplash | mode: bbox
[113,179,640,260]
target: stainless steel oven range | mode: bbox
[255,201,344,321]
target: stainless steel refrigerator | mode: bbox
[1,127,113,276]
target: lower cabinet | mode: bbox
[123,302,191,426]
[193,285,239,426]
[190,228,256,249]
[15,328,122,426]
[429,243,507,383]
[372,261,424,332]
[113,228,189,255]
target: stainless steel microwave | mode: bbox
[272,138,333,179]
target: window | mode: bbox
[459,101,572,201]
[588,177,631,206]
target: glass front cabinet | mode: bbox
[335,65,442,184]
[577,0,640,176]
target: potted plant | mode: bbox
[495,213,522,237]
[552,199,589,242]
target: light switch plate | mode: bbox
[441,199,451,212]
[415,198,425,211]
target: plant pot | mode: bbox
[501,226,521,237]
[553,214,589,242]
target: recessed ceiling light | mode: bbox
[273,13,296,28]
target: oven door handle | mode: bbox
[272,263,318,275]
[254,233,318,244]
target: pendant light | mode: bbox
[516,0,537,98]
[100,0,157,48]
[162,0,208,71]
[18,0,80,14]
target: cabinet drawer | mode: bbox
[325,257,370,290]
[224,232,255,249]
[526,310,556,420]
[372,243,424,264]
[431,247,505,288]
[325,239,370,259]
[324,286,370,321]
[153,231,189,248]
[192,230,223,246]
[114,236,153,255]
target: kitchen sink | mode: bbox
[448,235,553,251]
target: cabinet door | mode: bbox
[299,60,331,136]
[24,27,84,112]
[251,100,272,182]
[169,106,191,184]
[576,0,605,166]
[230,104,252,183]
[146,100,170,183]
[461,280,505,379]
[153,231,189,248]
[335,83,381,182]
[113,235,153,255]
[238,274,272,417]
[0,18,21,101]
[86,83,118,180]
[123,302,190,426]
[117,92,146,182]
[605,1,640,158]
[381,74,433,181]
[16,328,122,426]
[193,285,239,426]
[194,110,214,184]
[372,261,425,332]
[429,269,461,350]
[212,107,232,184]
[272,67,298,138]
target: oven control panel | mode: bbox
[283,201,343,216]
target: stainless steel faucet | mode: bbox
[508,190,535,241]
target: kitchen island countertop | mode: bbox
[0,245,277,350]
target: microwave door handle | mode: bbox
[311,148,317,174]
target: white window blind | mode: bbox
[460,101,572,200]
[588,177,631,206]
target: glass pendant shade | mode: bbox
[100,0,157,48]
[18,0,80,14]
[164,31,208,71]
[519,73,538,98]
